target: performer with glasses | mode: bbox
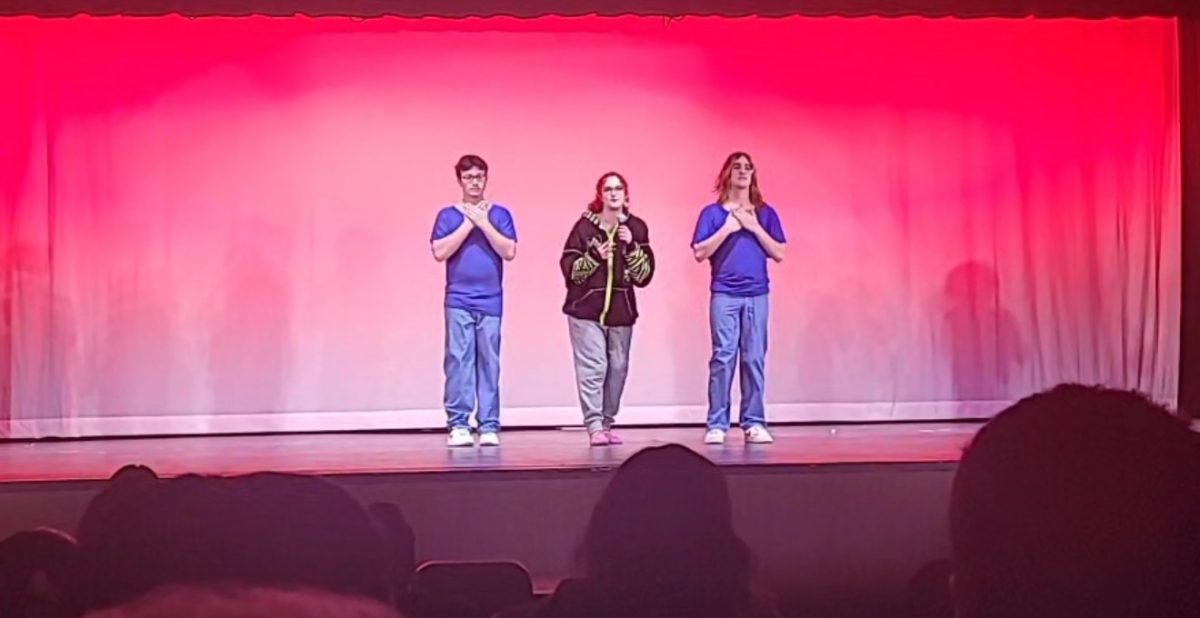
[560,172,655,446]
[430,155,518,447]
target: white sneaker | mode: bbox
[478,432,500,447]
[447,427,474,447]
[745,425,774,444]
[704,429,727,445]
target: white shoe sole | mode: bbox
[478,434,500,447]
[447,434,475,447]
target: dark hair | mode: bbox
[77,465,160,546]
[578,445,753,612]
[714,151,764,208]
[454,155,488,180]
[0,528,78,617]
[587,171,630,214]
[76,473,390,612]
[950,384,1200,618]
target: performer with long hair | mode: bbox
[691,152,787,445]
[560,172,655,446]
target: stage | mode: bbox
[0,422,974,615]
[0,422,974,483]
[0,5,1194,616]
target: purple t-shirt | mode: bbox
[691,203,786,297]
[431,205,517,316]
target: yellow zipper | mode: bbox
[598,225,617,325]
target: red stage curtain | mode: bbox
[0,16,1183,438]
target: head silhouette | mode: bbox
[0,528,78,618]
[76,473,389,612]
[951,384,1200,617]
[579,445,751,610]
[77,465,160,546]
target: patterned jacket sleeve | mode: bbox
[561,221,600,286]
[624,219,655,287]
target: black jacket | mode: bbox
[560,211,654,327]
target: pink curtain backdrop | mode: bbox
[0,15,1181,438]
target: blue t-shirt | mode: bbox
[431,204,517,316]
[691,203,786,297]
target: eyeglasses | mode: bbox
[731,163,754,172]
[602,185,625,193]
[461,173,487,183]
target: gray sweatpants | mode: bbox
[567,316,633,433]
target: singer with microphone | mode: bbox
[559,172,655,446]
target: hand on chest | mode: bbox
[586,229,617,249]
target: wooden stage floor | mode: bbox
[0,422,978,483]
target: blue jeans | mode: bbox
[706,293,769,431]
[443,307,501,433]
